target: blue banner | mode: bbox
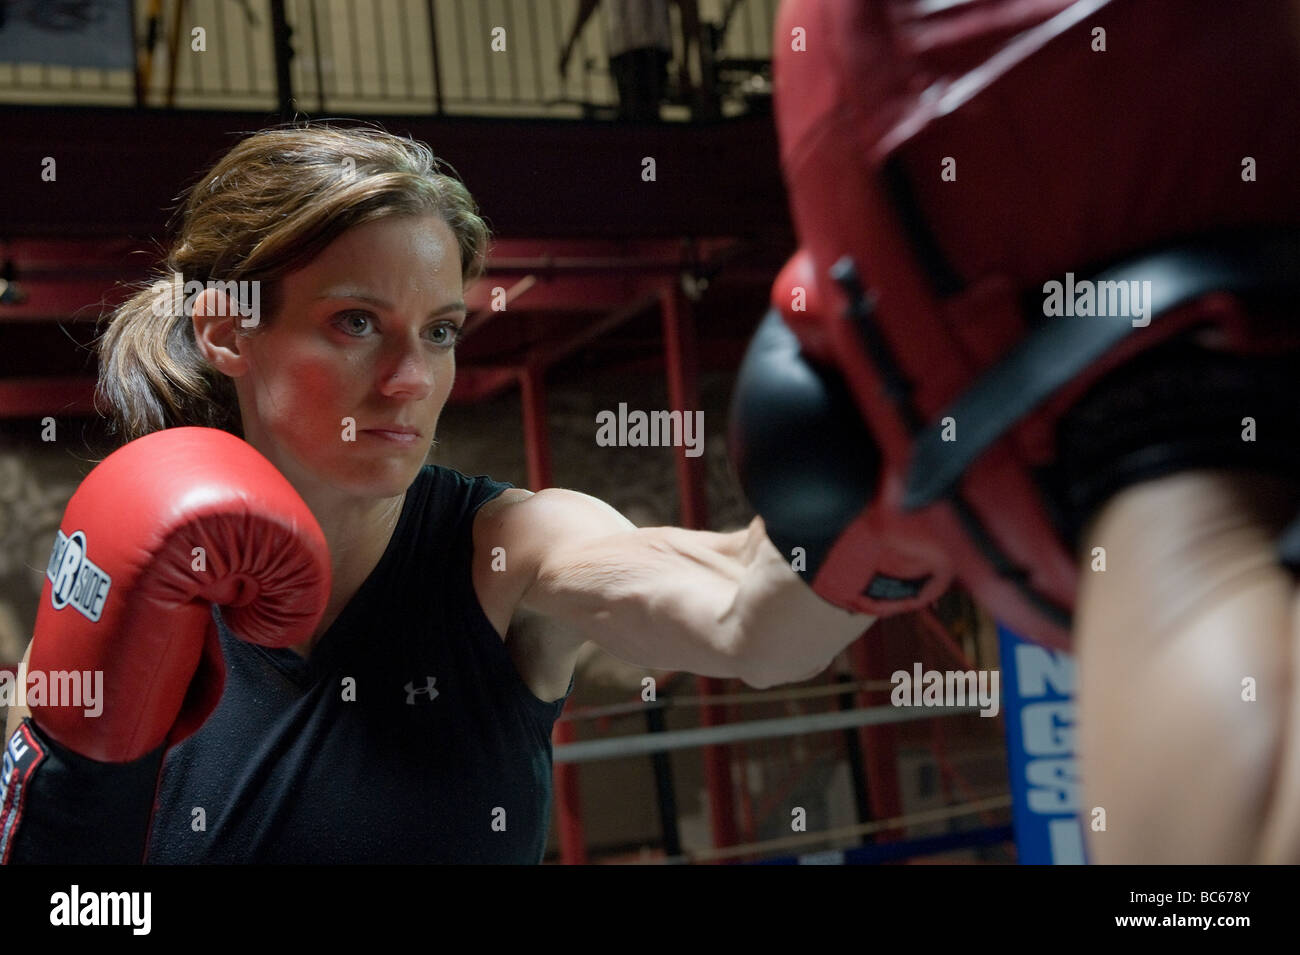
[998,623,1087,864]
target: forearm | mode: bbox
[1076,470,1300,863]
[518,502,873,686]
[723,518,875,688]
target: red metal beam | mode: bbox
[0,278,137,323]
[464,272,662,316]
[483,237,739,270]
[660,283,740,855]
[659,286,709,527]
[447,366,521,404]
[918,607,979,673]
[519,362,588,865]
[852,623,905,843]
[519,365,553,492]
[0,377,97,418]
[532,293,661,371]
[0,238,142,266]
[0,237,750,280]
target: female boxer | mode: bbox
[2,123,871,863]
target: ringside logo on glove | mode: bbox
[46,530,113,623]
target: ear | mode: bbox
[191,287,252,377]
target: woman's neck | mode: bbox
[289,486,407,656]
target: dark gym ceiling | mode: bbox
[0,105,793,417]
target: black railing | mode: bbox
[0,0,775,120]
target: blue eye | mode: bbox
[428,323,463,349]
[336,311,373,336]
[334,310,461,348]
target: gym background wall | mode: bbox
[0,0,1009,863]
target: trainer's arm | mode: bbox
[1076,470,1300,863]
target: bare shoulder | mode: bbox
[471,487,629,703]
[474,486,534,526]
[471,488,531,578]
[476,486,631,530]
[470,488,534,638]
[470,486,632,632]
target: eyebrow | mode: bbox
[316,289,467,318]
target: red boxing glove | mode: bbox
[28,426,331,763]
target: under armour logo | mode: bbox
[405,677,439,704]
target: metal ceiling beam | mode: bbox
[0,377,97,418]
[0,279,136,323]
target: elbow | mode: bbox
[727,623,832,689]
[737,655,826,690]
[738,668,780,690]
[731,638,783,689]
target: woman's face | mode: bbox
[226,214,465,500]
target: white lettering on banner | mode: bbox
[1049,818,1085,864]
[1022,700,1074,755]
[1014,643,1083,861]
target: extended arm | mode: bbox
[482,488,875,689]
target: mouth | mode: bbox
[361,427,422,446]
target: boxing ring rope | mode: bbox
[916,606,1005,827]
[558,678,899,722]
[664,795,1014,865]
[548,610,1001,857]
[554,691,1008,863]
[554,703,985,763]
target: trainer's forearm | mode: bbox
[1076,470,1300,863]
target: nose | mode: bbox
[377,332,441,400]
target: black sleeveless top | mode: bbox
[145,466,570,863]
